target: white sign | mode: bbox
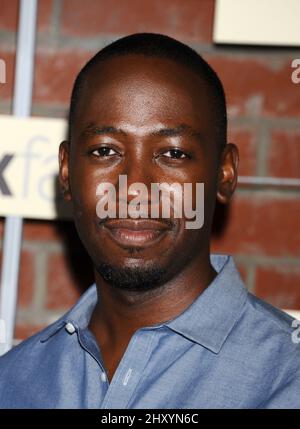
[0,115,72,219]
[214,0,300,46]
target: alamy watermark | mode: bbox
[95,175,204,229]
[291,59,300,84]
[0,59,6,84]
[291,319,300,344]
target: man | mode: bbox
[0,33,299,409]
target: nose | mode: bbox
[118,153,154,205]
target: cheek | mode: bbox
[168,227,205,269]
[71,154,122,192]
[70,174,99,223]
[70,161,105,208]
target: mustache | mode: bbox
[96,184,190,230]
[98,215,176,229]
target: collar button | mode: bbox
[65,322,76,334]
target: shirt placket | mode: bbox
[75,324,111,398]
[101,328,157,409]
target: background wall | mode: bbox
[0,0,299,342]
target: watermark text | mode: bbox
[96,175,204,229]
[291,59,300,84]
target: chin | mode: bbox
[96,260,168,292]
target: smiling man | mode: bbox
[0,33,299,409]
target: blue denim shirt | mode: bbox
[0,254,299,409]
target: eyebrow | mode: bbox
[80,123,201,139]
[150,124,201,138]
[80,124,127,139]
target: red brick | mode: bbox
[255,265,300,310]
[211,194,300,257]
[0,0,18,31]
[33,50,91,103]
[46,252,81,310]
[14,323,46,340]
[18,250,35,307]
[208,56,300,118]
[227,127,257,176]
[0,249,34,308]
[0,51,15,101]
[37,0,54,32]
[0,0,53,32]
[23,220,64,242]
[236,263,248,286]
[268,130,300,178]
[61,0,214,42]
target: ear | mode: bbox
[59,141,72,201]
[216,143,239,204]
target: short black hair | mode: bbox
[68,32,227,150]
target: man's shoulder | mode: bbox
[0,284,96,387]
[246,292,298,337]
[236,291,300,364]
[0,318,65,373]
[238,293,300,408]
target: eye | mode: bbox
[162,149,189,159]
[91,147,119,157]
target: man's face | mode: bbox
[60,54,236,291]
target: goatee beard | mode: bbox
[96,262,167,292]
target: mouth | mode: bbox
[100,219,172,248]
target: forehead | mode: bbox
[74,54,215,135]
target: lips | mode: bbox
[101,219,171,247]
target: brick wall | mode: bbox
[0,0,299,342]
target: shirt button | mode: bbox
[100,371,107,382]
[65,322,76,334]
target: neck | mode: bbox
[89,251,217,346]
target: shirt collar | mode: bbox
[165,254,248,353]
[41,254,247,354]
[40,285,98,342]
